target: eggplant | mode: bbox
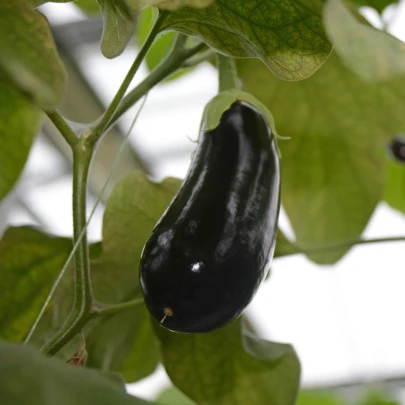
[139,101,280,333]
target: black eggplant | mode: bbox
[139,101,280,333]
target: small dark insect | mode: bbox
[388,135,405,163]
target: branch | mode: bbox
[91,297,145,318]
[88,10,169,145]
[183,48,215,68]
[41,137,94,356]
[109,41,208,127]
[45,110,78,147]
[298,235,405,256]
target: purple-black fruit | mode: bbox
[140,101,280,333]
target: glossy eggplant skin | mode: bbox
[139,101,280,333]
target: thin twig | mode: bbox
[92,297,145,318]
[298,236,405,256]
[46,110,78,147]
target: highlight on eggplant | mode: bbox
[139,101,280,333]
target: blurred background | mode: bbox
[1,1,405,404]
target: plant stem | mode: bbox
[110,41,207,127]
[298,235,405,256]
[217,54,240,92]
[41,136,94,356]
[71,139,93,314]
[92,297,145,318]
[35,98,149,353]
[88,10,169,145]
[183,48,215,68]
[46,110,78,147]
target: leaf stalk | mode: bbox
[217,53,240,92]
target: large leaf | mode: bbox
[0,79,41,201]
[274,231,298,258]
[0,342,155,405]
[30,0,133,57]
[0,0,65,108]
[85,305,160,383]
[160,0,332,80]
[384,160,405,214]
[156,387,196,405]
[346,0,398,14]
[30,0,100,12]
[237,53,405,264]
[297,391,345,405]
[156,319,300,405]
[27,243,103,350]
[87,173,181,382]
[98,0,136,59]
[126,0,214,11]
[0,226,72,342]
[324,0,405,81]
[30,0,71,5]
[75,0,102,14]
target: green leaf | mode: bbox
[126,0,214,11]
[160,0,332,80]
[75,0,102,14]
[201,90,280,139]
[85,305,160,383]
[29,0,100,13]
[358,391,400,405]
[156,387,196,405]
[296,391,346,405]
[384,159,405,214]
[237,53,405,264]
[0,0,65,108]
[101,371,127,389]
[98,0,136,59]
[324,0,405,81]
[0,79,41,201]
[0,342,156,405]
[346,0,398,14]
[156,319,301,405]
[87,173,181,382]
[27,244,104,354]
[29,0,72,6]
[275,231,298,258]
[0,226,72,342]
